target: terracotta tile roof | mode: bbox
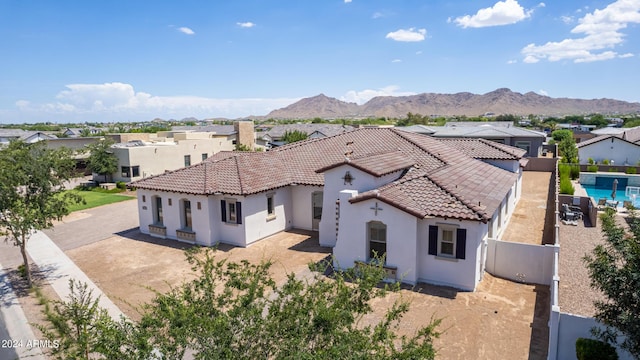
[436,138,527,160]
[576,134,640,148]
[132,128,522,221]
[316,151,415,177]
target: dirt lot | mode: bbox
[65,230,548,359]
[502,171,553,245]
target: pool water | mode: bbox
[582,184,636,206]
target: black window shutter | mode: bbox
[428,225,438,255]
[220,200,226,222]
[236,202,242,224]
[456,228,467,260]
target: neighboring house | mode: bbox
[591,125,640,144]
[0,129,57,146]
[399,124,546,157]
[63,127,105,137]
[258,124,354,148]
[577,135,640,165]
[132,128,526,291]
[108,121,256,183]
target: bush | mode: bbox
[608,168,618,172]
[560,177,575,195]
[626,167,637,174]
[603,159,610,165]
[116,181,126,190]
[587,165,599,173]
[576,338,618,360]
[588,157,595,165]
[570,165,580,180]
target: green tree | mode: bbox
[583,208,640,358]
[0,141,83,287]
[282,130,309,143]
[40,249,441,359]
[86,138,118,183]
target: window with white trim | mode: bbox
[368,221,387,261]
[153,196,163,225]
[220,199,242,224]
[267,194,275,217]
[181,199,192,230]
[428,225,466,259]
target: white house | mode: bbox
[132,128,526,291]
[577,135,640,166]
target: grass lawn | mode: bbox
[65,190,135,212]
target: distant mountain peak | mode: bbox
[264,88,640,119]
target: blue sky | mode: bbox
[1,0,639,123]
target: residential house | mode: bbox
[132,128,526,291]
[577,135,640,166]
[258,124,354,148]
[591,125,640,144]
[399,124,546,157]
[0,129,57,146]
[62,127,105,137]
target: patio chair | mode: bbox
[597,198,607,211]
[562,203,583,221]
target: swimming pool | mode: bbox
[582,184,637,206]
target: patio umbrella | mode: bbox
[611,179,618,200]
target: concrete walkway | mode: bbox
[26,231,126,321]
[0,263,46,360]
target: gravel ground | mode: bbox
[558,211,629,316]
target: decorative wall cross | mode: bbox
[370,202,383,216]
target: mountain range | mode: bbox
[263,88,640,119]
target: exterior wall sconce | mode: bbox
[342,171,354,185]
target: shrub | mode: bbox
[575,338,618,360]
[570,164,580,180]
[608,168,618,172]
[603,159,610,165]
[588,157,595,165]
[587,165,599,173]
[626,167,637,174]
[116,181,126,190]
[560,176,575,195]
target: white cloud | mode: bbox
[522,0,640,63]
[341,86,415,104]
[453,0,535,28]
[178,27,195,35]
[538,89,548,96]
[507,59,517,64]
[561,15,574,24]
[385,28,426,42]
[619,52,635,58]
[391,59,402,63]
[14,82,299,121]
[237,22,255,28]
[344,0,352,3]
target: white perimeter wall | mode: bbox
[485,240,555,285]
[556,313,633,360]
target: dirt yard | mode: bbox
[502,171,553,245]
[65,230,548,359]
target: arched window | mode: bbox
[367,221,387,262]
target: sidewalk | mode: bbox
[26,231,126,321]
[0,263,46,360]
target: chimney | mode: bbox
[234,120,255,150]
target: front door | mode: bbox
[312,191,323,231]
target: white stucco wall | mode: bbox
[416,218,485,291]
[578,137,640,165]
[333,190,419,284]
[136,189,213,246]
[484,159,520,173]
[243,187,292,245]
[291,185,323,230]
[209,195,246,247]
[319,165,404,247]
